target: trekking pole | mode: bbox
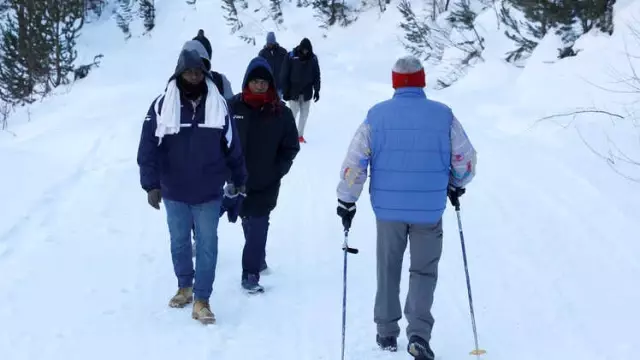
[341,228,358,360]
[454,201,486,358]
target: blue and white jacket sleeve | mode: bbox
[449,115,477,188]
[222,110,248,187]
[336,121,372,204]
[137,97,161,192]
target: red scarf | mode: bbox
[242,88,278,109]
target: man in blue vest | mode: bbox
[335,55,477,360]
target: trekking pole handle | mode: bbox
[343,229,359,254]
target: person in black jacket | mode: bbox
[258,32,287,96]
[280,37,321,144]
[188,29,234,99]
[224,56,300,293]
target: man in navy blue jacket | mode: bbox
[137,48,247,325]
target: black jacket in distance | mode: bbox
[280,38,321,102]
[228,57,301,217]
[258,44,288,91]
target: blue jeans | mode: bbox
[241,215,270,279]
[164,198,221,301]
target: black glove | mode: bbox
[447,185,466,209]
[337,199,356,230]
[219,184,247,223]
[147,189,161,210]
[282,91,291,101]
[313,91,320,102]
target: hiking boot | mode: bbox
[407,335,434,360]
[376,334,397,351]
[241,273,264,294]
[168,287,193,308]
[192,299,215,325]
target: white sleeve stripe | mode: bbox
[225,115,233,146]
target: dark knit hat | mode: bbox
[246,66,273,86]
[266,32,276,45]
[391,55,426,89]
[192,29,212,59]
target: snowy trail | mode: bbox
[2,1,640,360]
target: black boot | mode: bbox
[376,334,397,352]
[407,335,434,360]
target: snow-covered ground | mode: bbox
[1,0,639,359]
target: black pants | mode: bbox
[241,215,270,279]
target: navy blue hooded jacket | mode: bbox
[137,49,247,205]
[280,38,320,102]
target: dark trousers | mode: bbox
[241,215,270,279]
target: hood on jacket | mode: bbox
[297,38,313,56]
[172,49,209,79]
[241,56,275,89]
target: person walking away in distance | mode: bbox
[334,55,477,360]
[258,31,288,98]
[189,29,235,99]
[222,56,300,293]
[279,37,320,143]
[136,48,247,325]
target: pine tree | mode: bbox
[221,0,243,33]
[398,0,439,61]
[138,0,155,32]
[500,3,537,63]
[0,0,9,14]
[84,0,106,20]
[0,0,50,104]
[268,0,284,25]
[312,0,357,29]
[0,10,33,104]
[44,0,84,88]
[502,0,561,63]
[447,0,484,64]
[564,0,615,35]
[115,0,134,39]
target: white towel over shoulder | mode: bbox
[155,78,228,144]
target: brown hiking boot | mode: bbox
[192,300,215,325]
[168,287,193,308]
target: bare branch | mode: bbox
[536,109,624,123]
[576,127,640,183]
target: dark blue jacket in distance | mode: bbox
[137,50,247,205]
[258,44,287,91]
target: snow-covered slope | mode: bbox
[1,0,639,359]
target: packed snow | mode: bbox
[1,0,639,359]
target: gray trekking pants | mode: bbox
[288,95,311,137]
[375,219,443,342]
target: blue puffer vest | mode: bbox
[367,87,452,224]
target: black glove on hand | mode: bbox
[447,185,466,209]
[147,189,161,210]
[313,91,320,102]
[337,199,356,230]
[219,184,247,223]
